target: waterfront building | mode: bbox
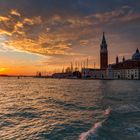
[82,32,108,79]
[82,33,140,80]
[81,68,106,79]
[52,72,73,79]
[108,49,140,79]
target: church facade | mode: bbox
[107,49,140,79]
[82,33,140,80]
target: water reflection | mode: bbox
[0,78,140,140]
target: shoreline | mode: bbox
[1,76,140,80]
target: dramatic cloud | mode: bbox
[10,9,21,17]
[0,0,140,74]
[1,5,139,56]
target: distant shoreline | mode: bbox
[1,76,140,80]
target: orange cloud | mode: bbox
[23,16,42,25]
[10,9,21,17]
[0,16,10,22]
[0,29,12,36]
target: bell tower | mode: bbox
[100,32,108,69]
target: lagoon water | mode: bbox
[0,77,140,140]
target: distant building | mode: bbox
[100,32,108,69]
[108,49,140,80]
[52,72,73,79]
[52,71,81,79]
[82,32,108,79]
[82,68,106,79]
[82,33,140,80]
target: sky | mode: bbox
[0,0,140,75]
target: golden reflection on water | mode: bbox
[0,77,139,139]
[0,77,103,139]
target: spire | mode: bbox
[116,56,119,64]
[136,48,139,53]
[100,32,108,69]
[102,32,107,45]
[101,32,107,50]
[123,56,125,62]
[70,62,73,72]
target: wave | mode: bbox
[114,104,140,113]
[79,121,103,140]
[79,104,140,140]
[79,107,111,140]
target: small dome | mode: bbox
[132,48,140,60]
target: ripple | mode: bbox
[0,78,140,139]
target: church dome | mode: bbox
[132,48,140,60]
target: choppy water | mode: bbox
[0,78,140,140]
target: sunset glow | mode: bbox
[0,0,140,75]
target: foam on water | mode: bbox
[79,108,111,140]
[79,103,140,140]
[79,121,103,140]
